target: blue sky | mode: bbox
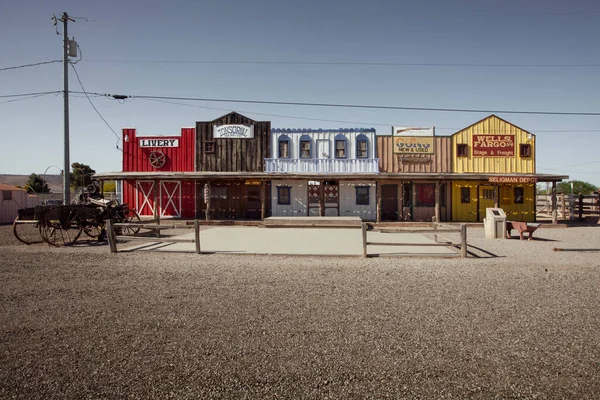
[1,0,599,186]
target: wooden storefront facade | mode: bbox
[103,113,567,223]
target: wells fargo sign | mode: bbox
[473,135,514,157]
[489,176,538,184]
[393,136,434,154]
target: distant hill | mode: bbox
[0,174,64,194]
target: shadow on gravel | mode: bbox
[465,245,502,258]
[553,248,600,252]
[505,237,560,242]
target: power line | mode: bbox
[0,91,61,98]
[71,91,600,117]
[83,59,600,68]
[0,60,62,72]
[0,93,56,104]
[69,64,122,149]
[142,98,392,127]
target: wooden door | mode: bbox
[160,181,181,217]
[478,185,496,221]
[136,180,155,217]
[210,184,230,219]
[244,184,261,220]
[323,181,339,216]
[381,184,399,221]
[308,182,320,216]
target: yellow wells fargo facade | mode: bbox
[451,115,538,222]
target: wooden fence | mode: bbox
[362,223,468,258]
[106,219,201,254]
[536,193,600,221]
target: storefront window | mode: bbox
[415,183,435,207]
[211,186,228,200]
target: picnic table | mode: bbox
[506,221,542,241]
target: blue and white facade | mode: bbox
[268,128,379,220]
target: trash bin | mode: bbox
[484,208,507,239]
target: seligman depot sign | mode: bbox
[213,124,254,139]
[473,134,514,157]
[489,176,538,184]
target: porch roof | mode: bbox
[93,171,568,183]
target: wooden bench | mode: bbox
[506,221,542,241]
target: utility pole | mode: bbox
[60,12,74,205]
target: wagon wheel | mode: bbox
[83,224,105,238]
[13,217,43,245]
[120,210,142,236]
[39,220,83,247]
[149,151,166,168]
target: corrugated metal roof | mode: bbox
[0,183,25,191]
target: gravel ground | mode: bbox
[1,223,599,399]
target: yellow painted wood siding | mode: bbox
[452,181,535,222]
[499,184,536,222]
[451,181,479,222]
[452,115,535,174]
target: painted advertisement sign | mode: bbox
[393,136,435,154]
[473,135,515,157]
[213,124,254,139]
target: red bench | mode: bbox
[506,221,542,241]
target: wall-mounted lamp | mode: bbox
[124,134,129,142]
[526,132,533,141]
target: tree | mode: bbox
[557,180,598,195]
[24,173,50,194]
[70,162,96,188]
[102,180,117,194]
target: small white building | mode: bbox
[0,183,29,224]
[268,128,379,220]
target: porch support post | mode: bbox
[205,180,211,221]
[153,180,159,223]
[260,179,266,221]
[376,181,382,223]
[494,185,499,208]
[319,181,324,217]
[551,181,557,224]
[153,179,160,238]
[434,181,440,223]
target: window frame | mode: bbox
[356,134,369,159]
[277,186,291,205]
[460,187,471,203]
[514,187,524,204]
[204,141,216,154]
[456,143,468,157]
[278,135,291,159]
[334,134,347,159]
[299,135,312,159]
[519,143,532,158]
[355,186,370,206]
